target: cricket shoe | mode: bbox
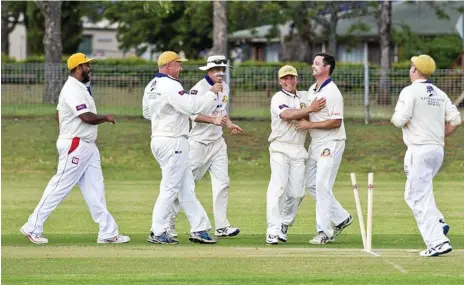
[167,224,178,238]
[420,242,452,257]
[20,227,48,244]
[266,234,279,245]
[309,231,334,245]
[147,232,179,244]
[97,234,130,244]
[215,226,240,237]
[278,224,288,242]
[333,215,353,237]
[189,231,217,244]
[439,219,450,235]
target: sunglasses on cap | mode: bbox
[208,59,228,64]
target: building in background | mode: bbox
[8,17,137,60]
[228,2,461,64]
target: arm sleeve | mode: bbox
[391,88,414,128]
[328,93,344,119]
[64,90,90,117]
[168,82,216,116]
[271,93,290,117]
[444,95,462,126]
[142,84,153,120]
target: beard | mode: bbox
[82,71,91,83]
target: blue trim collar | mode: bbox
[155,73,181,83]
[204,75,215,86]
[314,78,332,92]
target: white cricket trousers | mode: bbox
[22,138,119,240]
[150,136,211,236]
[170,137,231,230]
[404,145,449,249]
[281,140,350,237]
[266,141,307,235]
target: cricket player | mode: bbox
[391,54,461,257]
[20,53,130,244]
[266,65,326,244]
[167,55,243,238]
[142,51,219,244]
[282,53,353,245]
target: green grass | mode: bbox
[2,119,464,284]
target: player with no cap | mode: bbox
[391,54,461,257]
[281,53,353,245]
[20,53,130,245]
[266,65,326,245]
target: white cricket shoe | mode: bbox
[167,224,178,238]
[266,234,279,245]
[215,226,240,237]
[20,227,48,244]
[278,224,288,242]
[309,231,334,245]
[97,234,130,244]
[420,242,452,257]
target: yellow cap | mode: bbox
[157,51,188,66]
[411,55,436,75]
[278,65,298,78]
[67,53,94,70]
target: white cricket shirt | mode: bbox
[188,76,229,144]
[391,79,462,147]
[57,76,98,143]
[306,78,346,143]
[142,73,217,138]
[268,89,308,145]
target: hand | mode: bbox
[228,123,243,135]
[308,97,326,113]
[210,83,223,94]
[212,116,228,126]
[105,115,116,124]
[295,119,312,131]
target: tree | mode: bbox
[211,0,227,55]
[1,1,27,55]
[35,0,62,104]
[375,0,392,105]
[27,1,106,56]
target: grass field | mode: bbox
[2,118,464,284]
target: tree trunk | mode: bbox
[36,1,63,104]
[327,11,338,55]
[376,0,392,106]
[211,0,227,56]
[1,21,9,54]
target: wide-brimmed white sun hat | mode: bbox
[199,55,232,71]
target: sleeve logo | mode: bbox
[76,104,87,111]
[278,104,289,109]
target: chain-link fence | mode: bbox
[2,63,463,121]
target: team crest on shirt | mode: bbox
[72,157,79,165]
[190,90,198,95]
[300,103,306,108]
[178,90,186,96]
[321,148,331,157]
[222,95,228,103]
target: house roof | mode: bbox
[229,2,461,42]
